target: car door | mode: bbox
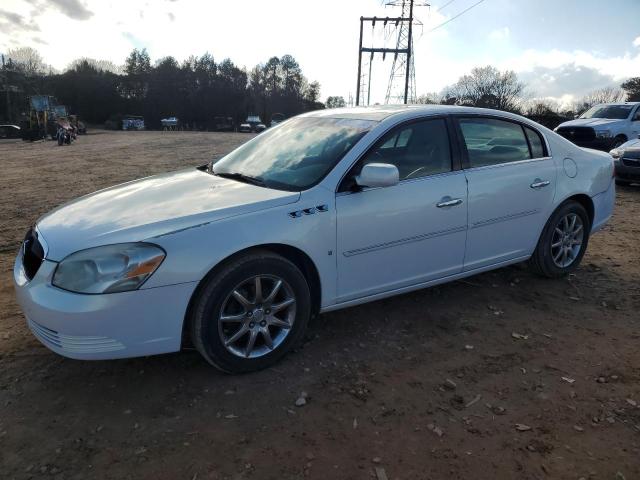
[335,117,468,303]
[455,116,557,271]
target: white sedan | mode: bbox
[14,106,615,373]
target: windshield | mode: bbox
[580,105,633,120]
[212,117,376,191]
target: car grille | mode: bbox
[556,126,595,143]
[22,228,44,280]
[28,318,126,354]
[622,157,640,168]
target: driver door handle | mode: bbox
[436,197,463,208]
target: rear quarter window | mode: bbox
[524,126,546,158]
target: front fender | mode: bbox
[142,187,337,308]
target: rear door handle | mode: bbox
[436,197,463,208]
[530,180,550,189]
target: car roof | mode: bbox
[591,102,640,107]
[301,104,535,123]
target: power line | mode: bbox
[428,0,486,32]
[436,0,456,12]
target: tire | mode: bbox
[612,136,626,149]
[529,201,591,278]
[615,179,631,186]
[190,251,311,373]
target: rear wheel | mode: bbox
[190,251,311,373]
[529,201,590,278]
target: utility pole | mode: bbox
[355,17,364,106]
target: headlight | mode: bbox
[610,148,621,159]
[595,130,612,139]
[52,243,165,294]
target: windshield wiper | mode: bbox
[214,171,266,187]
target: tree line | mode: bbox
[1,47,323,129]
[2,47,639,130]
[414,66,640,129]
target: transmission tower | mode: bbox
[355,0,427,106]
[385,0,416,104]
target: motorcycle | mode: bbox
[56,126,72,146]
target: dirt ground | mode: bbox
[0,130,639,480]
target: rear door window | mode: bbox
[459,118,531,167]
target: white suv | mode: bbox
[555,102,640,151]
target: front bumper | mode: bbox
[14,253,197,360]
[614,158,640,182]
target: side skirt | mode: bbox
[320,255,531,313]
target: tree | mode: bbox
[5,47,47,76]
[248,54,314,120]
[124,48,151,76]
[326,96,346,108]
[522,99,569,129]
[523,99,560,117]
[621,77,640,102]
[303,81,323,109]
[67,57,121,74]
[121,48,152,110]
[443,66,525,112]
[577,86,626,112]
[0,47,321,129]
[49,59,123,123]
[416,92,440,104]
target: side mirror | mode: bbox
[355,163,399,188]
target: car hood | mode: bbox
[37,168,300,260]
[619,138,640,151]
[557,118,623,129]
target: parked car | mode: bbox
[0,124,21,139]
[122,116,145,130]
[161,117,179,130]
[14,106,615,373]
[271,113,285,127]
[554,102,640,151]
[610,136,640,186]
[239,115,266,133]
[213,116,234,132]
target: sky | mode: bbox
[1,0,639,106]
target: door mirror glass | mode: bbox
[355,163,399,188]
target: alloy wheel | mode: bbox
[218,275,296,359]
[550,213,584,268]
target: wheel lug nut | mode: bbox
[247,311,252,317]
[249,322,255,328]
[260,320,266,327]
[265,309,270,314]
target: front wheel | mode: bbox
[190,251,311,373]
[529,201,590,278]
[612,136,627,149]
